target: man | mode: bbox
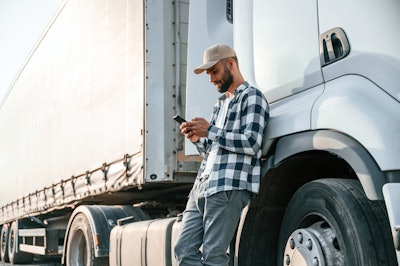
[174,44,269,266]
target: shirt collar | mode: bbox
[234,81,249,95]
[218,81,249,101]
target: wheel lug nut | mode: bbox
[285,254,291,265]
[297,232,303,243]
[290,238,295,249]
[306,239,312,250]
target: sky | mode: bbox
[0,0,62,105]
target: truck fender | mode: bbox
[61,205,149,263]
[270,130,385,200]
[313,74,400,171]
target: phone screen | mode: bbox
[173,115,186,124]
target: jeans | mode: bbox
[174,178,250,266]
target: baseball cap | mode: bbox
[194,44,236,74]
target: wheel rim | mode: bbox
[1,226,8,261]
[283,220,344,266]
[1,229,6,254]
[68,229,88,265]
[8,229,15,256]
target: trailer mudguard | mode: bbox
[271,130,385,200]
[61,205,149,264]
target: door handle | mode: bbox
[320,27,350,66]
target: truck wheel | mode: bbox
[66,213,108,266]
[278,178,397,266]
[8,221,34,264]
[1,224,9,262]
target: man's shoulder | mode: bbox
[241,85,267,101]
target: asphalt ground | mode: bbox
[0,256,61,266]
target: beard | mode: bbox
[217,66,234,93]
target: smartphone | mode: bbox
[173,115,186,124]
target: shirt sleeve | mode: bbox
[194,137,208,157]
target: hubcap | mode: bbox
[69,230,87,265]
[284,221,344,266]
[284,227,325,266]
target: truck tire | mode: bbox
[66,213,108,266]
[1,224,9,262]
[278,178,397,266]
[8,221,34,264]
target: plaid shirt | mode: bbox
[194,82,269,196]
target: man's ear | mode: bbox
[228,57,235,70]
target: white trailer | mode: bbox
[0,0,195,264]
[1,0,400,265]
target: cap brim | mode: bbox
[193,60,219,74]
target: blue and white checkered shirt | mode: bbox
[194,82,269,196]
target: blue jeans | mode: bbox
[174,178,250,266]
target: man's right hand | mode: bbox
[180,119,206,143]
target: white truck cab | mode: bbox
[187,0,400,265]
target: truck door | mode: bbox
[234,0,324,139]
[237,0,323,101]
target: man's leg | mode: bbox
[202,190,250,266]
[174,181,206,266]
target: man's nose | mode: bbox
[209,74,215,83]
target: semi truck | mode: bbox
[1,0,400,265]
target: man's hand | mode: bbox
[180,117,210,142]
